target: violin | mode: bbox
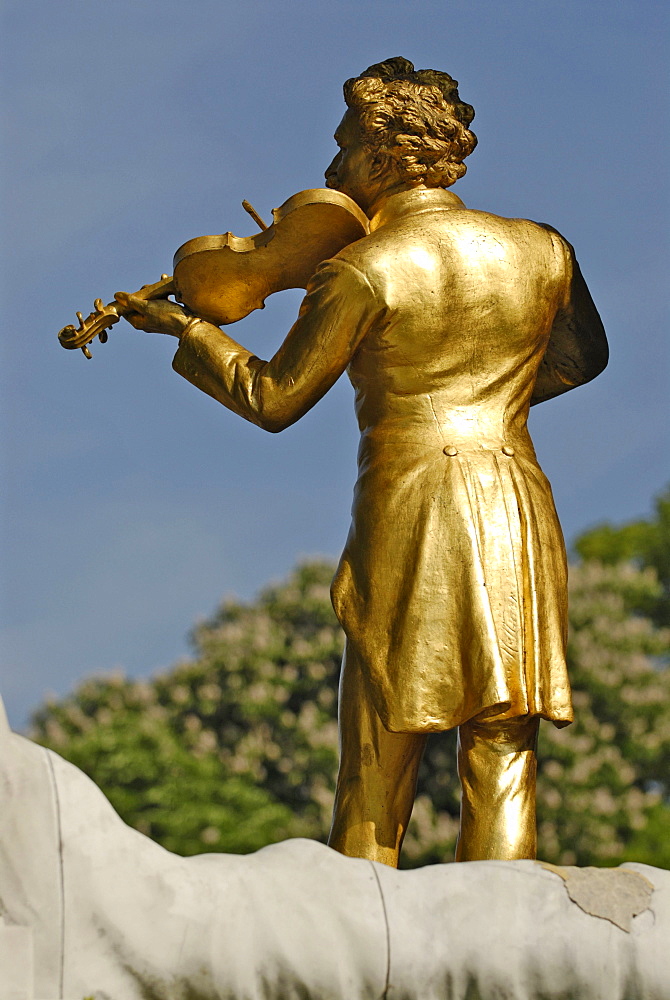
[57,188,369,358]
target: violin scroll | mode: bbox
[58,275,176,358]
[58,299,121,358]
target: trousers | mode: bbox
[328,646,540,867]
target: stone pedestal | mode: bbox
[0,922,32,1000]
[1,696,668,999]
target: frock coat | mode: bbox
[172,187,608,733]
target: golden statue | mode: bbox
[64,58,609,867]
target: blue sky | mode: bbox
[2,0,668,727]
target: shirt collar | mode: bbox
[368,187,466,232]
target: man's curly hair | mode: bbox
[343,57,477,188]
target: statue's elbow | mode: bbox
[581,330,609,386]
[254,383,310,432]
[580,303,609,381]
[258,408,296,434]
[261,418,288,434]
[593,337,609,378]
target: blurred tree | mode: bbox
[573,486,670,627]
[536,559,669,867]
[32,562,342,856]
[32,491,670,867]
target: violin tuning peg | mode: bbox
[99,330,108,344]
[76,311,84,327]
[82,345,92,359]
[94,298,103,311]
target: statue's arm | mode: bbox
[530,231,608,406]
[172,259,383,431]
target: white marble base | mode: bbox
[0,922,32,1000]
[1,696,667,1000]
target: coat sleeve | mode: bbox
[530,228,609,406]
[172,258,384,432]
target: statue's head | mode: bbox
[326,57,477,212]
[344,57,476,189]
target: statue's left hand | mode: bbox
[114,292,192,338]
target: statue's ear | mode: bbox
[369,151,390,182]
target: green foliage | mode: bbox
[574,486,670,627]
[35,673,303,855]
[33,562,341,855]
[32,492,670,868]
[537,560,670,866]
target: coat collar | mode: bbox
[368,187,466,232]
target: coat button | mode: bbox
[443,445,458,456]
[502,445,515,456]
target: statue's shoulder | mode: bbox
[446,210,573,274]
[457,207,566,240]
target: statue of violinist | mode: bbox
[113,57,608,867]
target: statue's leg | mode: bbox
[328,644,427,868]
[455,715,540,861]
